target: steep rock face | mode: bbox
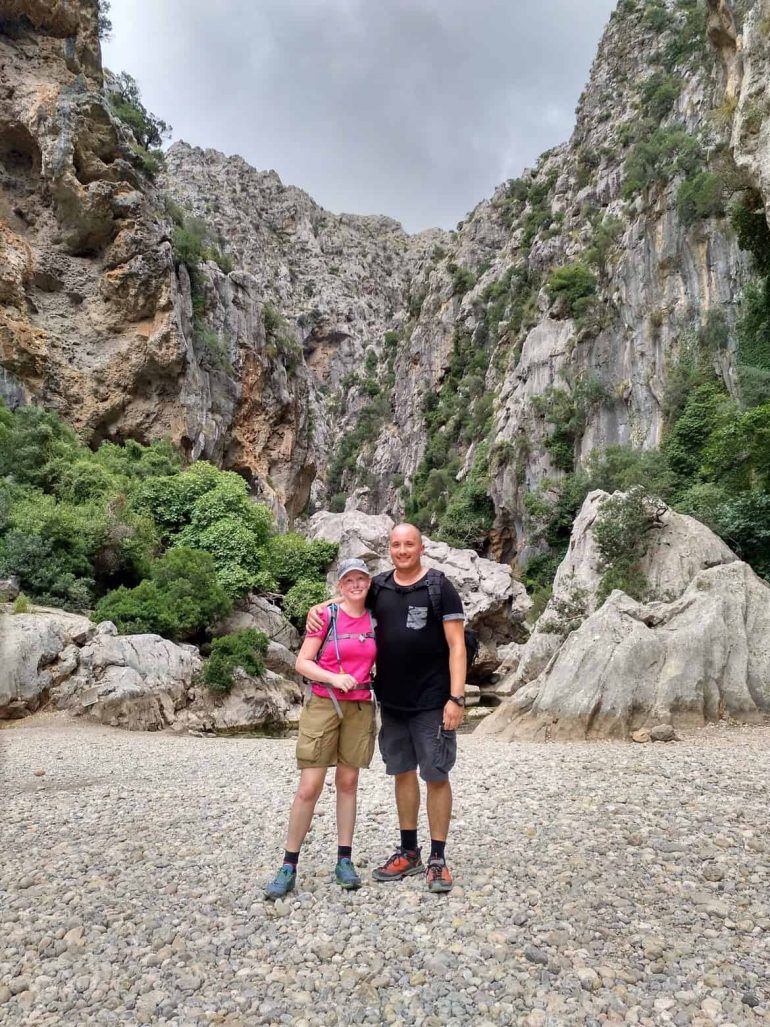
[0,1,315,517]
[4,0,770,546]
[161,143,449,491]
[360,0,753,557]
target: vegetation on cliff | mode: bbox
[0,404,337,637]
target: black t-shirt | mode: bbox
[367,569,465,713]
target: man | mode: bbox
[308,523,466,893]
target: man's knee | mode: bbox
[426,778,451,795]
[395,769,418,786]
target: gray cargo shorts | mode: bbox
[378,706,457,782]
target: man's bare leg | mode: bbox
[395,769,420,829]
[426,778,452,841]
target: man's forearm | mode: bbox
[448,644,466,697]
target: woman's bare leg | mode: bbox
[334,764,360,848]
[285,767,327,851]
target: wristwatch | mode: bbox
[448,695,466,707]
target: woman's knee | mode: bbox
[295,770,325,804]
[335,766,359,796]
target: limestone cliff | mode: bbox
[0,0,314,518]
[3,0,770,553]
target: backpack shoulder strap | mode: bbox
[316,603,339,662]
[423,568,445,621]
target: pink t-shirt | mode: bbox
[307,606,376,703]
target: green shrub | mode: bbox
[283,578,330,627]
[262,533,338,593]
[194,323,233,373]
[12,593,30,614]
[547,263,597,318]
[663,381,734,485]
[109,72,170,149]
[532,376,607,473]
[622,127,701,198]
[593,487,658,603]
[677,171,725,226]
[447,263,476,297]
[586,216,624,270]
[640,71,681,120]
[132,462,225,541]
[94,548,231,640]
[730,191,770,273]
[436,444,494,552]
[200,629,269,694]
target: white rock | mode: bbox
[0,607,96,718]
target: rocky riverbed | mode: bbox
[1,716,769,1027]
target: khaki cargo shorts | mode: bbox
[296,694,376,769]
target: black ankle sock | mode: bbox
[400,829,418,852]
[429,839,446,862]
[283,850,300,868]
[337,845,352,861]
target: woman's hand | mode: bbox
[331,673,359,693]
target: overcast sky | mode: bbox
[102,0,617,233]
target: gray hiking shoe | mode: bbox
[335,857,362,890]
[264,864,296,901]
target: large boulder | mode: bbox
[305,510,531,675]
[495,490,738,696]
[0,606,95,718]
[479,492,770,741]
[173,669,302,735]
[52,624,202,731]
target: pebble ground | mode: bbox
[1,714,769,1026]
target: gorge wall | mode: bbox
[1,0,769,562]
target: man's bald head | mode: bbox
[390,522,422,543]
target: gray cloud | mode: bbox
[103,0,617,232]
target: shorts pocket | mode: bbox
[296,726,325,765]
[433,727,456,775]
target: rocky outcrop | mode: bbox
[478,492,769,741]
[49,621,199,730]
[173,670,301,736]
[305,509,531,677]
[0,605,301,733]
[0,604,95,716]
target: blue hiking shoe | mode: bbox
[264,864,296,901]
[335,857,362,890]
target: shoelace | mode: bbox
[426,860,446,881]
[382,848,412,870]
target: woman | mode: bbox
[264,557,377,899]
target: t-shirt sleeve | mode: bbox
[305,607,328,639]
[440,576,465,621]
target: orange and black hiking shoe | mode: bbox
[426,858,453,893]
[371,847,424,882]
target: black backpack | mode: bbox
[371,568,479,669]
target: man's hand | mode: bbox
[306,602,326,633]
[443,699,464,731]
[331,673,359,693]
